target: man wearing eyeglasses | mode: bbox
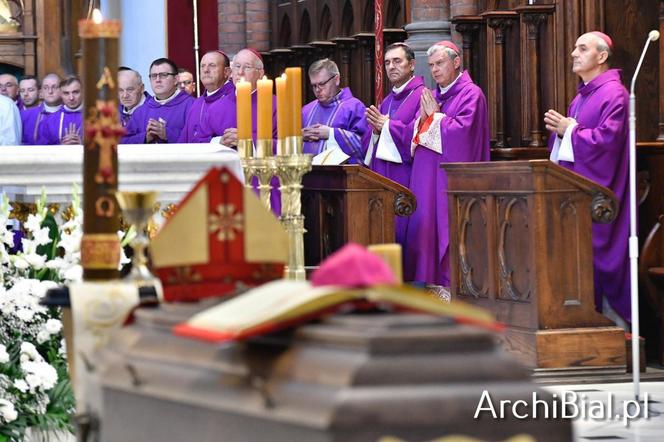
[219,48,275,147]
[22,73,62,145]
[301,59,368,165]
[179,50,234,143]
[37,76,84,145]
[177,69,196,96]
[118,68,150,127]
[122,58,195,144]
[405,41,490,298]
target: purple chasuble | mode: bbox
[119,91,150,128]
[179,81,234,143]
[22,103,59,145]
[364,76,425,248]
[37,107,83,145]
[548,69,630,321]
[301,87,369,163]
[404,71,490,286]
[121,90,195,144]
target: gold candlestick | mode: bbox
[275,136,312,280]
[244,138,276,210]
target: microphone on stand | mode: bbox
[628,29,659,402]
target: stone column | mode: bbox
[405,0,451,88]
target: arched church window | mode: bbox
[320,4,332,41]
[341,0,353,36]
[300,9,311,43]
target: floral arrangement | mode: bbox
[0,190,82,441]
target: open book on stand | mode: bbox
[173,279,501,343]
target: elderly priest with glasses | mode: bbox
[122,57,195,144]
[301,59,369,165]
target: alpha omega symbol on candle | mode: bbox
[96,66,116,90]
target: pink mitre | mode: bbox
[311,243,397,288]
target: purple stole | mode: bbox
[404,71,490,286]
[36,107,83,145]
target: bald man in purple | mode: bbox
[179,50,234,143]
[544,31,630,326]
[405,41,490,296]
[364,42,425,247]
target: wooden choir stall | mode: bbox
[302,165,415,266]
[444,160,626,375]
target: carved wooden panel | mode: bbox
[557,196,583,307]
[367,195,386,244]
[457,196,490,300]
[496,196,531,303]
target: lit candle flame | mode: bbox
[92,8,103,24]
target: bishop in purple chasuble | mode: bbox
[548,68,630,321]
[404,71,490,286]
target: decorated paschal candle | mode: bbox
[79,9,124,280]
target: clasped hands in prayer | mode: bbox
[544,109,575,137]
[146,118,167,142]
[59,123,81,145]
[302,124,330,142]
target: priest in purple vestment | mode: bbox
[301,59,369,164]
[179,50,234,143]
[118,69,149,128]
[404,41,490,293]
[37,76,83,145]
[19,76,40,111]
[544,31,630,325]
[364,42,425,247]
[23,73,61,145]
[122,58,195,144]
[220,48,280,214]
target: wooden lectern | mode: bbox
[301,165,415,267]
[443,160,626,373]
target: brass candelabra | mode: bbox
[239,136,312,280]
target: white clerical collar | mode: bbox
[439,72,463,95]
[154,89,180,105]
[392,76,415,94]
[43,103,62,113]
[65,104,83,112]
[125,94,146,114]
[206,87,220,96]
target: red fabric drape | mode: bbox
[167,0,219,82]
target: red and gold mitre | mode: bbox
[151,167,287,301]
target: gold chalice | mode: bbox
[114,191,159,283]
